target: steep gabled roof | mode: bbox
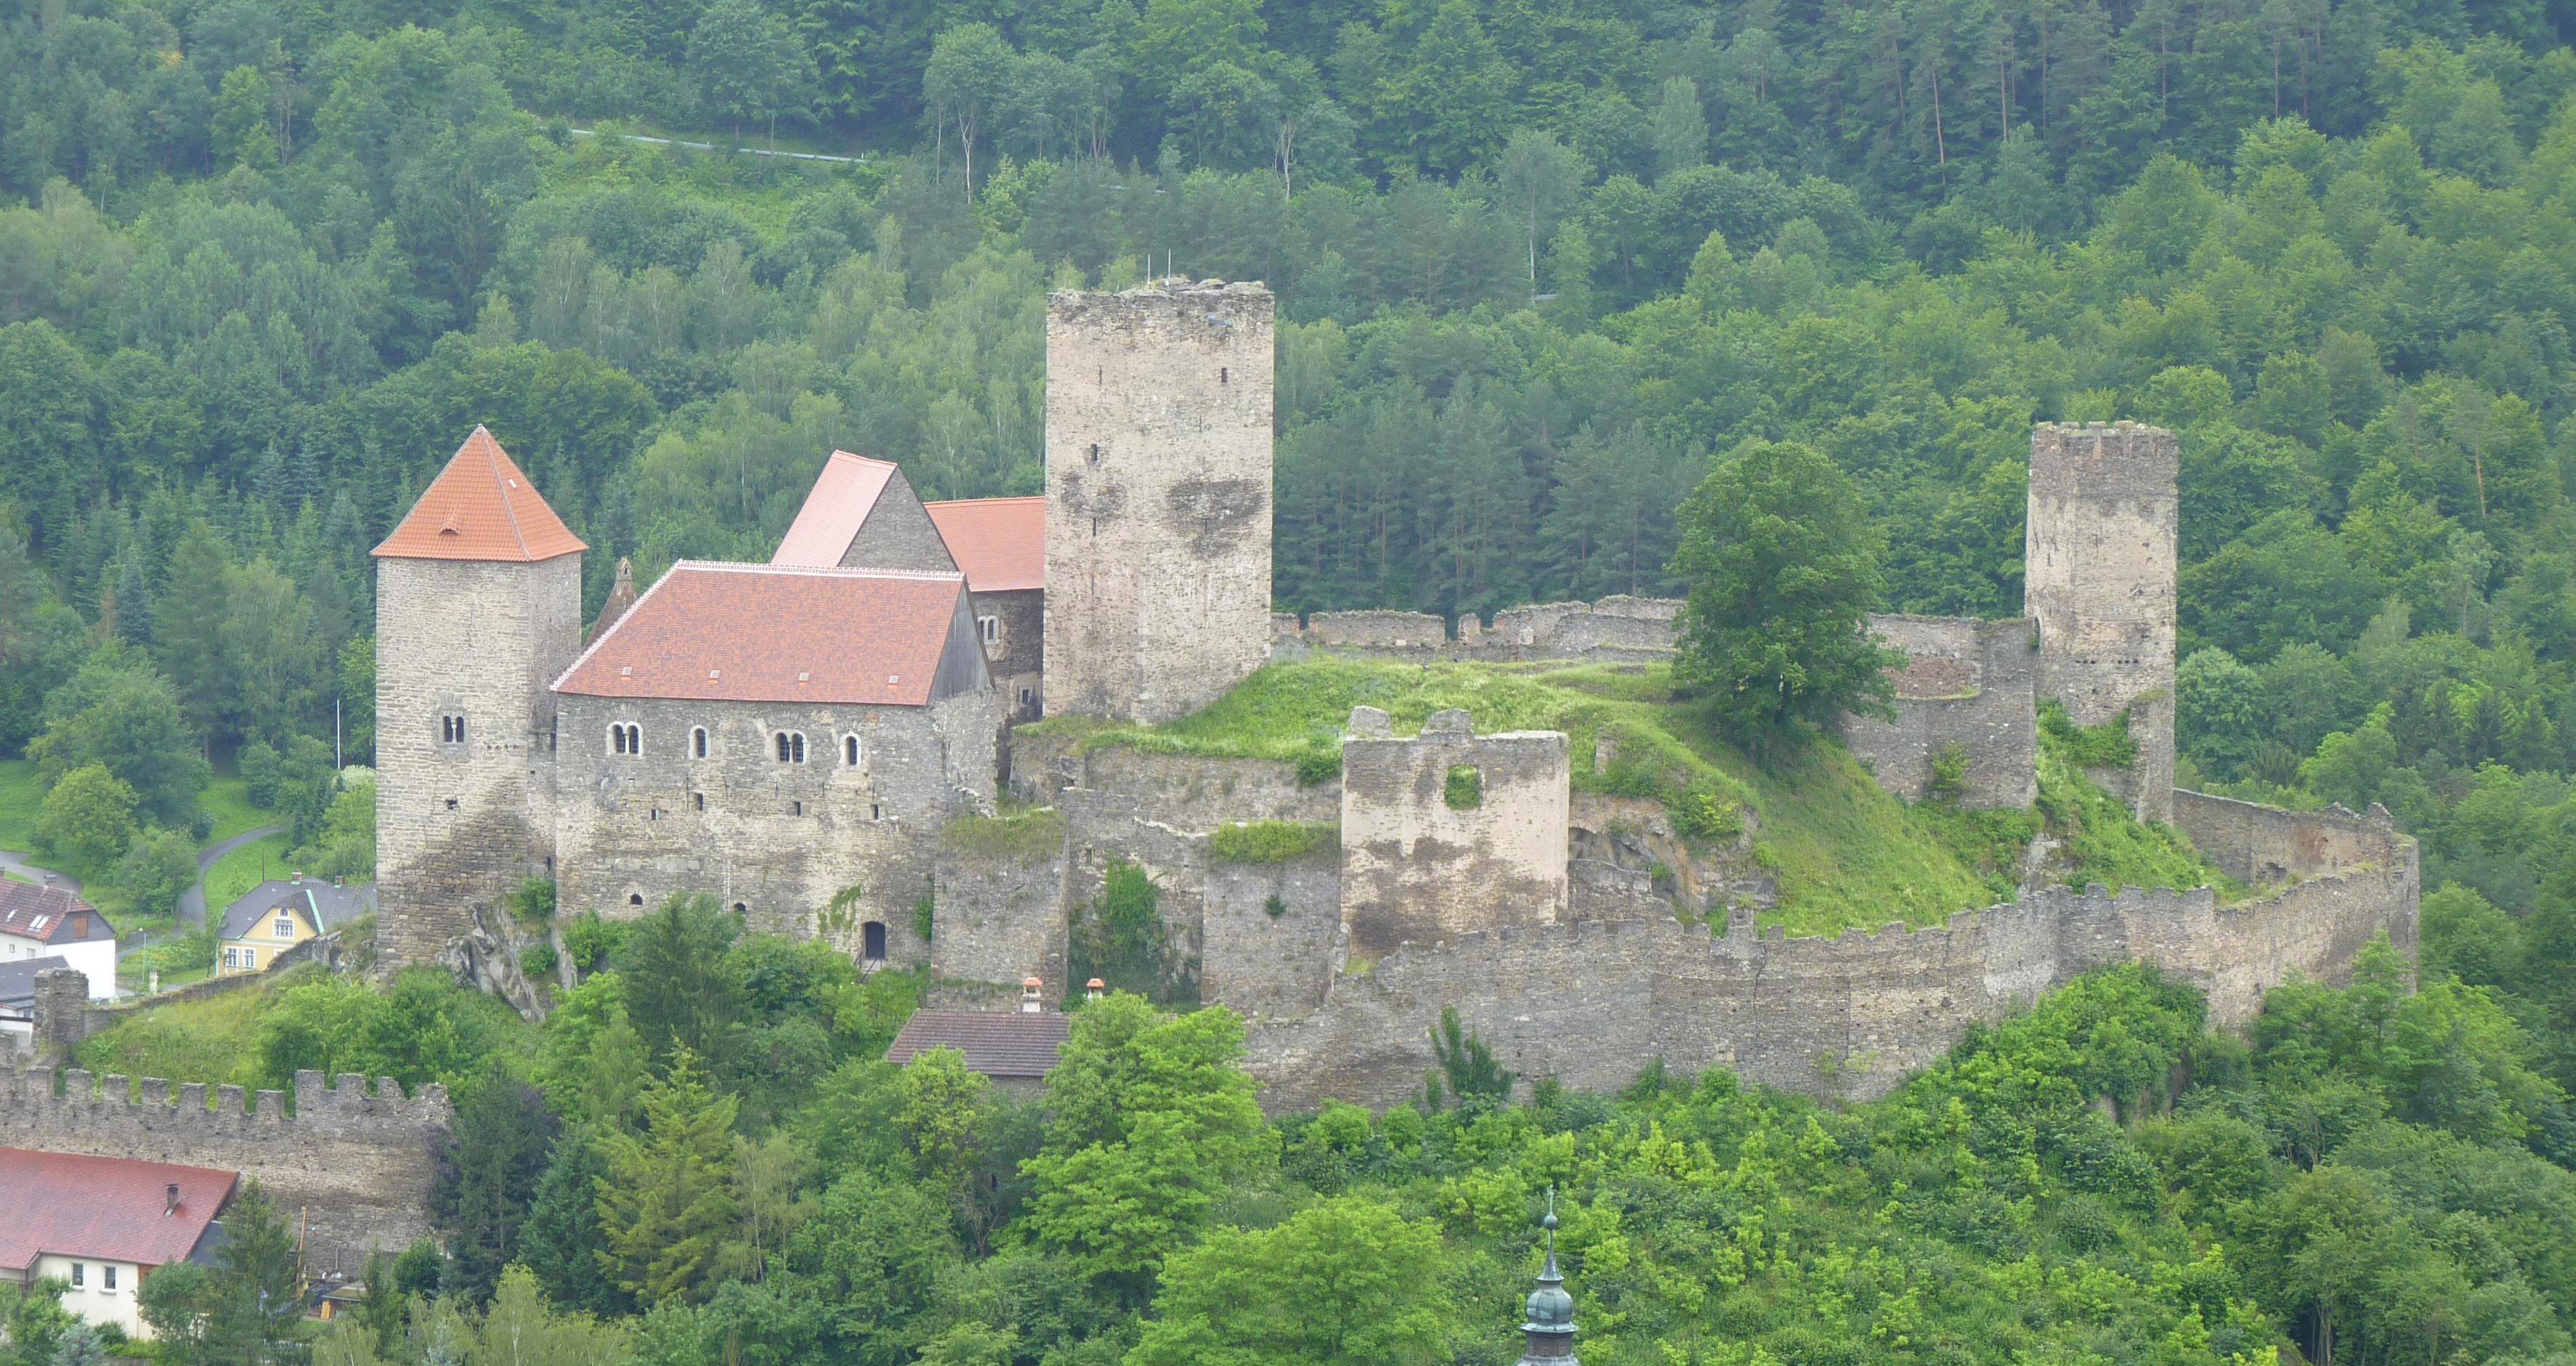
[925,497,1046,593]
[0,882,110,946]
[773,451,899,568]
[373,427,588,563]
[553,562,972,707]
[0,1149,236,1274]
[219,879,376,943]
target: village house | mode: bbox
[0,882,116,1001]
[219,877,375,975]
[0,1147,236,1340]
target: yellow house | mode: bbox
[217,877,374,975]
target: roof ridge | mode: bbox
[672,559,966,582]
[479,426,535,559]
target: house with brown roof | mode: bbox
[0,1148,237,1339]
[218,876,374,975]
[549,561,1003,956]
[0,882,116,1001]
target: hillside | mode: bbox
[1024,657,2227,935]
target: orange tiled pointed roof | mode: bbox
[373,427,588,563]
[925,497,1046,593]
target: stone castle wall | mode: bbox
[1044,282,1276,725]
[1340,709,1570,961]
[2028,422,2178,821]
[1838,615,2038,809]
[1271,595,1682,665]
[2171,789,2399,885]
[376,554,583,969]
[552,691,1000,961]
[0,1068,453,1275]
[1247,842,2418,1112]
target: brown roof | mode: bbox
[0,1148,235,1274]
[0,882,110,946]
[886,1010,1072,1079]
[554,562,968,706]
[925,497,1045,593]
[773,451,898,568]
[374,427,588,563]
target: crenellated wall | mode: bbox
[0,1068,453,1274]
[1247,838,2417,1111]
[1271,595,1684,665]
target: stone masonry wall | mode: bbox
[1204,847,1341,1019]
[1045,282,1276,725]
[2028,422,2178,822]
[376,553,583,969]
[1339,708,1570,961]
[1839,615,2038,809]
[2172,789,2399,885]
[931,831,1067,1008]
[837,470,959,575]
[0,1068,453,1275]
[1272,596,1683,665]
[1249,838,2418,1112]
[553,692,999,962]
[976,588,1045,721]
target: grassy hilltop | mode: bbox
[1023,659,2226,936]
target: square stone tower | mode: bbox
[2025,421,2178,822]
[373,428,586,968]
[1043,281,1274,725]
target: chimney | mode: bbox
[165,1183,180,1216]
[1021,977,1043,1013]
[1086,978,1105,1001]
[291,871,303,884]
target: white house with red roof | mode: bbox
[0,883,116,1001]
[0,1148,236,1338]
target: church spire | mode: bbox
[1518,1187,1577,1365]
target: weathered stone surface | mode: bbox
[0,1067,451,1276]
[2171,789,2398,885]
[1044,282,1276,725]
[1839,614,2038,809]
[2028,422,2178,821]
[1340,711,1570,961]
[376,553,583,970]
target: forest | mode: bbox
[8,0,2576,1357]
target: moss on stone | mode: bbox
[1209,820,1339,864]
[940,807,1067,860]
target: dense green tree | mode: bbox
[35,764,137,877]
[599,1047,741,1306]
[435,1068,561,1304]
[1672,438,1900,745]
[1127,1198,1449,1366]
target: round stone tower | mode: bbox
[373,427,586,968]
[1042,280,1275,725]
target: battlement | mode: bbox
[1271,596,1683,665]
[1252,841,2415,1113]
[0,1065,452,1274]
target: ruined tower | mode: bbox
[2025,421,2178,822]
[373,428,585,967]
[1043,281,1274,725]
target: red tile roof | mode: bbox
[0,1149,235,1273]
[554,562,969,706]
[374,427,588,563]
[925,497,1046,593]
[773,451,898,569]
[0,882,111,946]
[885,1010,1072,1079]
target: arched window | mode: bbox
[692,727,708,759]
[862,922,888,962]
[628,893,644,906]
[609,723,641,756]
[440,715,466,744]
[732,902,749,916]
[843,734,861,767]
[776,731,806,763]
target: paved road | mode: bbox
[177,824,286,932]
[0,849,80,896]
[566,126,863,164]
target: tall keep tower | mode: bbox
[2025,421,2178,822]
[373,428,586,967]
[1044,281,1274,724]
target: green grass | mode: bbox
[942,806,1069,859]
[72,966,314,1089]
[202,831,293,918]
[0,760,41,851]
[2036,738,2240,898]
[200,777,272,843]
[1210,820,1340,864]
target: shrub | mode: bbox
[1295,746,1342,786]
[1210,821,1337,863]
[1928,742,1971,802]
[1674,785,1744,840]
[914,894,935,943]
[1443,765,1483,810]
[2039,701,2139,769]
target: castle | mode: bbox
[373,279,2418,1108]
